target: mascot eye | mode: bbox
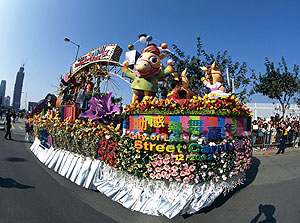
[150,57,158,63]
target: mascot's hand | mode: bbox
[121,61,129,72]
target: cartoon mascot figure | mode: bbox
[122,44,174,103]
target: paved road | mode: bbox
[1,119,300,222]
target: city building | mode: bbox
[3,96,10,107]
[0,80,6,106]
[12,65,25,109]
[28,101,38,112]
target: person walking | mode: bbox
[4,111,13,140]
[276,123,287,154]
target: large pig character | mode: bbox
[122,44,174,103]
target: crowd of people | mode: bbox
[251,113,300,153]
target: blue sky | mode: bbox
[0,0,300,108]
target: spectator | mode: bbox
[4,111,13,140]
[276,123,288,154]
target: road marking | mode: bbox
[254,150,300,157]
[18,126,23,130]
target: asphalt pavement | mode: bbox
[1,119,300,223]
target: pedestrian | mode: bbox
[4,111,13,140]
[12,111,16,123]
[276,123,287,154]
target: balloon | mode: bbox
[151,132,158,137]
[170,133,180,141]
[180,133,189,141]
[146,35,153,41]
[143,132,150,140]
[167,59,174,66]
[161,43,168,49]
[139,36,146,43]
[190,134,199,141]
[128,44,134,50]
[160,133,168,141]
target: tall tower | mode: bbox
[0,80,6,106]
[12,65,25,109]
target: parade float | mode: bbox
[29,34,253,219]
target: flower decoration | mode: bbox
[79,92,120,121]
[125,95,253,117]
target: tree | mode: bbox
[163,37,255,102]
[255,57,300,119]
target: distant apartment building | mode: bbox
[3,96,10,107]
[0,80,6,105]
[12,66,25,109]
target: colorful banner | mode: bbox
[71,44,123,74]
[128,115,251,138]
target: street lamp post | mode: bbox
[64,37,80,61]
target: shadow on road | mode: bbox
[0,157,28,162]
[9,139,29,143]
[250,204,276,223]
[0,177,35,189]
[183,157,261,218]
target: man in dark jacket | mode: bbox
[276,123,287,154]
[4,111,12,140]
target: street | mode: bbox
[0,119,300,223]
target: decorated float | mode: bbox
[29,34,253,219]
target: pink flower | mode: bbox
[183,144,187,149]
[169,177,173,181]
[239,168,244,172]
[158,154,163,160]
[201,172,206,177]
[170,159,175,165]
[176,176,181,181]
[147,167,153,172]
[243,158,247,162]
[156,173,162,179]
[183,163,189,170]
[180,171,186,177]
[183,177,190,183]
[171,171,178,176]
[185,169,191,175]
[189,174,195,179]
[164,165,171,171]
[189,165,196,172]
[157,160,163,166]
[201,165,208,169]
[208,171,214,176]
[175,159,181,165]
[165,173,170,179]
[163,159,170,165]
[171,166,178,172]
[150,173,155,179]
[161,171,167,178]
[155,167,161,173]
[151,162,157,167]
[165,154,170,159]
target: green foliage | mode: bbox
[162,37,255,102]
[255,57,300,118]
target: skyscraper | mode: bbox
[12,65,25,109]
[0,80,6,106]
